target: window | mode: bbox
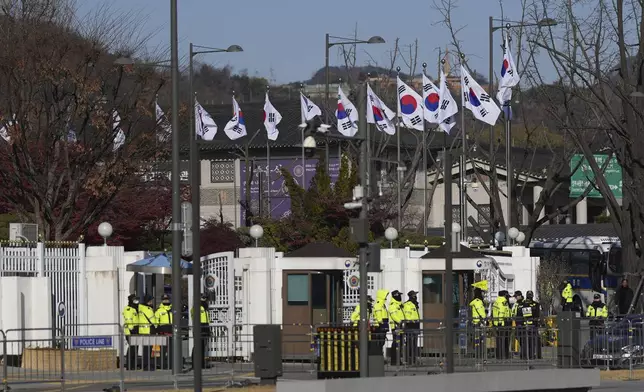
[478,205,491,226]
[570,251,590,275]
[451,206,461,223]
[210,160,235,183]
[287,274,309,305]
[422,274,443,304]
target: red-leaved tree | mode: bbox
[0,1,166,240]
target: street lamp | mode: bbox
[385,227,398,249]
[488,17,558,244]
[324,34,385,173]
[188,42,243,386]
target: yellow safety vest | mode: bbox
[350,305,375,326]
[586,303,608,318]
[562,284,574,303]
[122,306,138,336]
[137,304,156,335]
[191,306,209,324]
[388,299,404,329]
[373,289,389,327]
[402,301,420,322]
[470,298,486,326]
[155,304,173,326]
[492,297,510,326]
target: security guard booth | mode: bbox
[316,325,380,379]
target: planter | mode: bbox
[22,348,117,371]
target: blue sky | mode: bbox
[78,0,533,84]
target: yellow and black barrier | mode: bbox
[316,325,374,379]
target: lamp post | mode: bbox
[488,17,557,243]
[302,82,369,376]
[188,42,242,389]
[169,0,182,381]
[324,34,384,172]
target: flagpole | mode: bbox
[366,74,371,198]
[421,63,428,236]
[396,66,402,231]
[300,83,306,190]
[266,87,272,218]
[505,38,513,237]
[155,94,159,153]
[459,54,468,243]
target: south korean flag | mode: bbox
[460,65,500,126]
[336,86,358,137]
[263,92,282,141]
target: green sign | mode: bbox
[569,154,622,198]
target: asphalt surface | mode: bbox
[3,361,643,391]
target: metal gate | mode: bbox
[341,261,380,324]
[0,243,81,335]
[201,251,235,357]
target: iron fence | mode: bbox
[0,317,641,390]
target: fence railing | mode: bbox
[0,317,641,389]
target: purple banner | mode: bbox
[240,158,340,222]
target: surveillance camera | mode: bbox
[317,124,331,134]
[303,135,317,158]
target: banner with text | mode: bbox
[240,158,340,222]
[569,154,622,198]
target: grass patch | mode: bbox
[600,368,644,381]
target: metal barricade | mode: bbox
[316,326,361,379]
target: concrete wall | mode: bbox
[0,276,52,355]
[277,369,600,392]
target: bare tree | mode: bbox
[537,257,571,315]
[430,0,607,243]
[0,1,163,240]
[510,0,644,274]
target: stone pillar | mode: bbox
[533,185,546,223]
[576,198,588,224]
[522,205,529,226]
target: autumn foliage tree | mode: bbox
[0,1,166,241]
[254,154,397,254]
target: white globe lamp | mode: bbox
[508,227,519,245]
[98,222,113,246]
[384,227,398,248]
[494,231,506,244]
[249,224,264,247]
[452,222,461,233]
[516,231,526,244]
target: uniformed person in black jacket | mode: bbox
[517,291,540,360]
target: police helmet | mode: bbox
[526,290,534,299]
[513,291,523,298]
[593,293,601,300]
[200,294,208,302]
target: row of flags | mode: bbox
[192,34,520,142]
[0,36,521,148]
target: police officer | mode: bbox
[388,290,405,365]
[138,295,157,371]
[492,291,511,359]
[123,294,139,370]
[561,280,574,311]
[372,289,390,353]
[350,296,373,326]
[469,288,487,359]
[511,291,524,356]
[191,294,211,370]
[519,290,539,360]
[155,294,173,370]
[586,293,608,339]
[403,290,420,365]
